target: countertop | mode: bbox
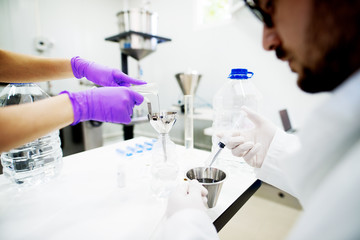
[0,137,258,239]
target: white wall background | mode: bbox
[0,0,330,147]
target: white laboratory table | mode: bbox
[0,137,260,240]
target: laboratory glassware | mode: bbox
[130,83,161,119]
[175,71,202,149]
[184,95,194,149]
[0,83,63,187]
[148,111,178,198]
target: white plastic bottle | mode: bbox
[0,83,63,186]
[212,68,261,163]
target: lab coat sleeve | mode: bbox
[286,140,360,240]
[160,209,219,240]
[255,128,301,197]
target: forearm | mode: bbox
[0,94,73,152]
[0,49,74,83]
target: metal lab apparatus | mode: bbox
[175,72,202,97]
[105,8,171,140]
[117,9,158,60]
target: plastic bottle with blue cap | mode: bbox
[211,68,261,165]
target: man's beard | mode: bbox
[298,49,354,93]
[286,0,360,93]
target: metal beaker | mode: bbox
[186,167,226,208]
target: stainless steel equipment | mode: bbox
[105,8,171,140]
[117,9,158,60]
[186,167,227,208]
[175,71,202,96]
[148,112,177,162]
[148,112,177,134]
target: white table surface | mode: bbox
[0,137,257,240]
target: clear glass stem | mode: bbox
[137,61,143,79]
[160,133,167,162]
[184,95,194,149]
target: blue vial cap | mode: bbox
[144,142,153,147]
[116,148,133,157]
[136,144,145,149]
[143,142,153,151]
[126,146,135,152]
[228,68,254,79]
[125,146,135,156]
[135,147,143,153]
[116,148,126,155]
[125,152,133,157]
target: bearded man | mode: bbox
[161,0,360,239]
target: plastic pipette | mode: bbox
[207,141,226,168]
[206,111,250,168]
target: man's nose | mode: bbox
[262,26,281,51]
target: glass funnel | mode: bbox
[148,112,178,198]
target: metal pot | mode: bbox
[117,9,158,60]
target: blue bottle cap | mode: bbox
[228,68,254,79]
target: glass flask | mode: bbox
[150,133,178,198]
[148,111,178,198]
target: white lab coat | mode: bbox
[162,70,360,239]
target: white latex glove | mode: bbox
[226,106,277,168]
[166,180,208,218]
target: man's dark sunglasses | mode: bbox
[244,0,273,28]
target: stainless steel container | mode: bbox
[117,9,158,60]
[175,71,202,96]
[186,167,227,208]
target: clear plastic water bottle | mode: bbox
[0,83,63,186]
[211,68,261,162]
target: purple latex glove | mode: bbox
[60,87,144,125]
[71,56,147,87]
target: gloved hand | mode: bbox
[166,180,208,218]
[60,87,144,125]
[225,106,277,168]
[71,56,147,87]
